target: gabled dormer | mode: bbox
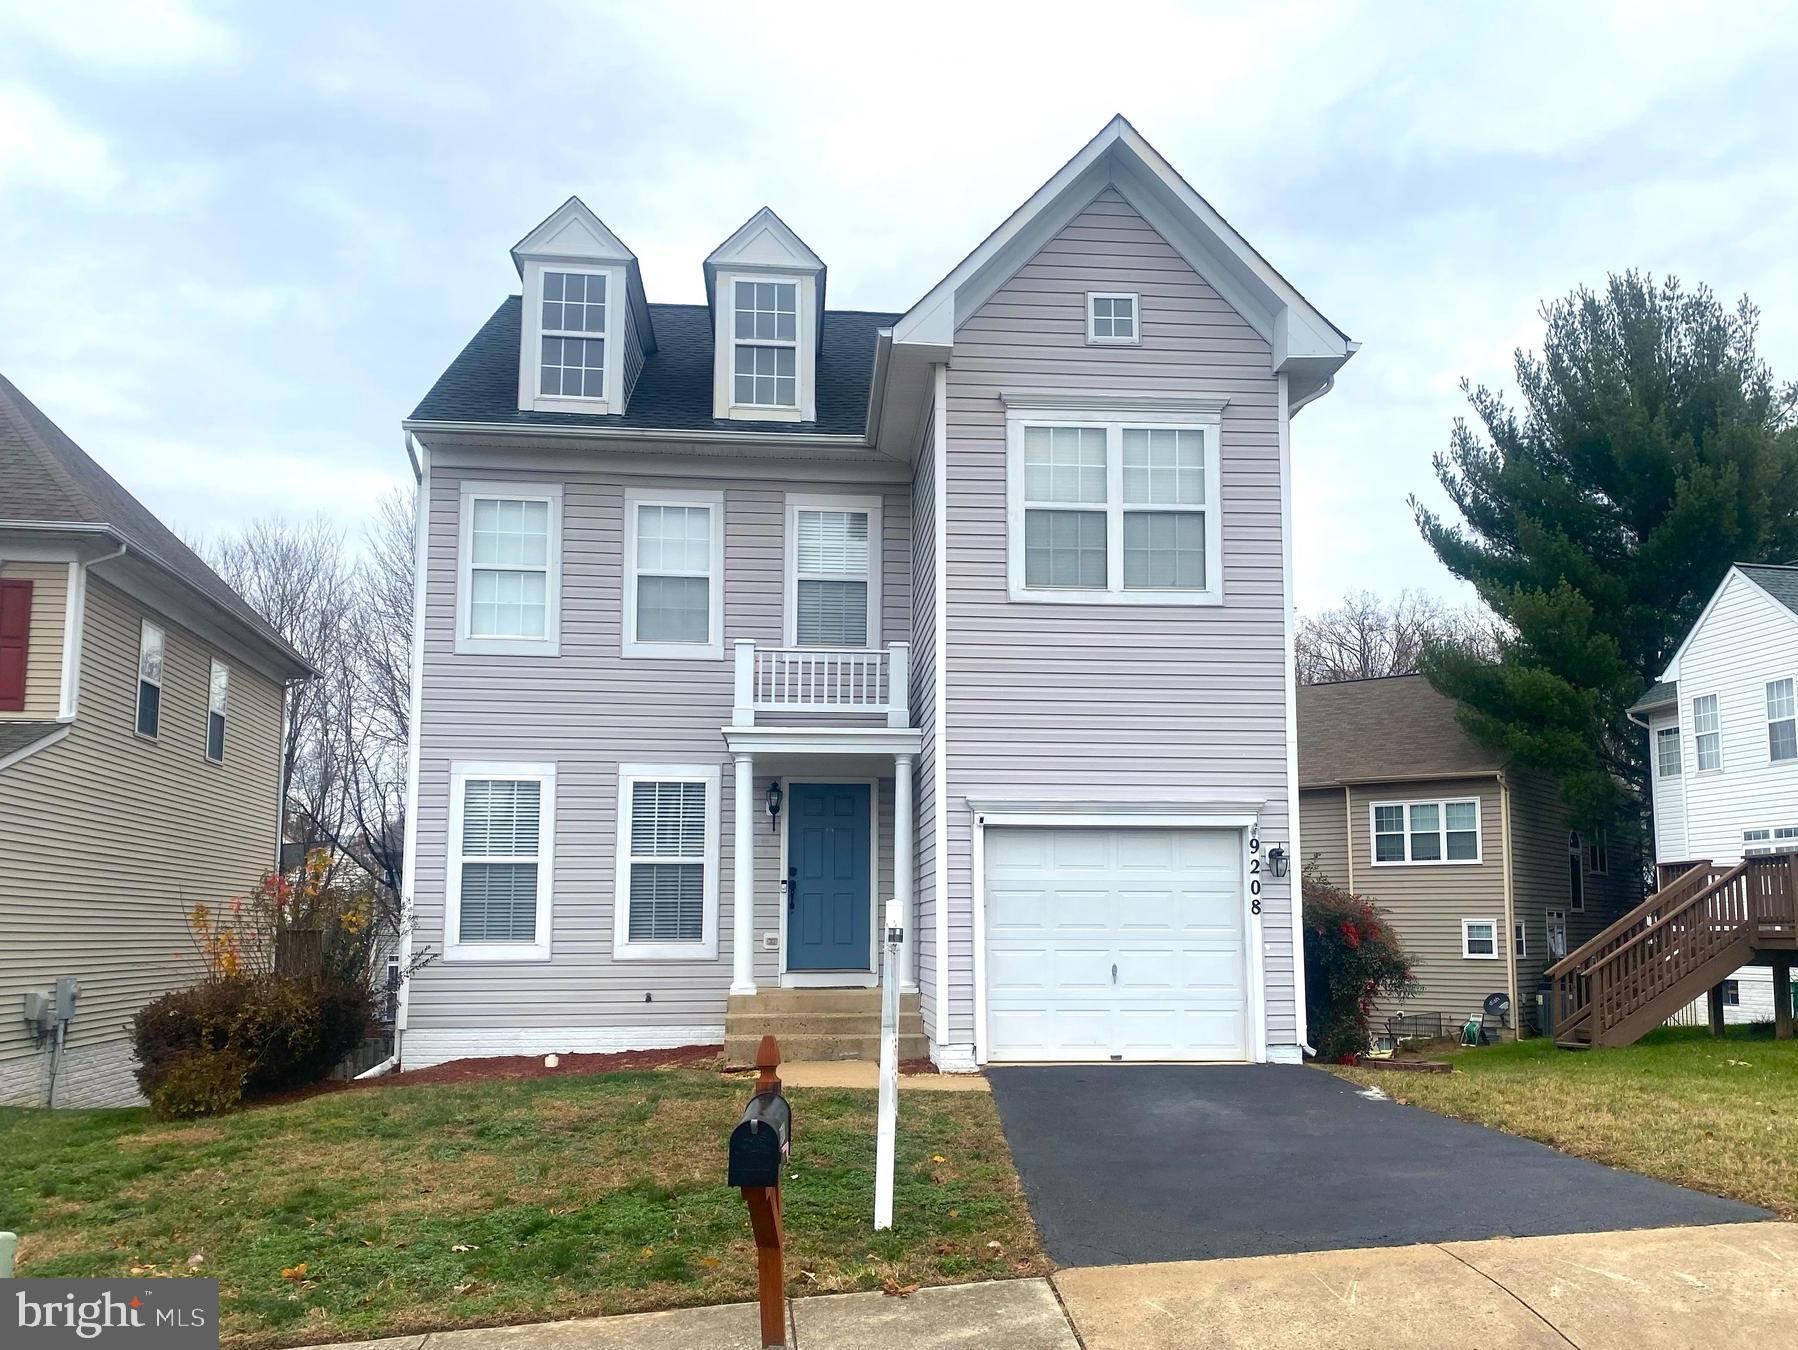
[704,208,824,424]
[512,197,654,415]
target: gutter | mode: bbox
[401,417,870,450]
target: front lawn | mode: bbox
[0,1068,1045,1348]
[1330,1025,1798,1217]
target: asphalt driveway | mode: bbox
[986,1064,1767,1267]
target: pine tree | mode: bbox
[1414,272,1798,826]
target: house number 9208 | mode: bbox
[1248,830,1262,914]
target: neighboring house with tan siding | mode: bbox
[0,373,312,1107]
[1298,674,1640,1038]
[397,118,1356,1071]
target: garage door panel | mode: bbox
[1049,829,1111,869]
[986,885,1051,935]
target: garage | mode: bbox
[982,825,1250,1062]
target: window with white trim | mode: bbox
[1693,694,1721,771]
[732,280,797,408]
[539,270,607,400]
[1513,921,1526,958]
[135,620,164,738]
[614,763,720,960]
[1721,978,1740,1006]
[1545,909,1567,961]
[1586,828,1609,875]
[787,496,880,648]
[1371,797,1481,864]
[624,489,723,659]
[1744,826,1798,857]
[1768,678,1796,763]
[1006,407,1223,605]
[1462,918,1498,959]
[446,763,555,961]
[205,660,228,763]
[1087,292,1138,344]
[1656,725,1682,777]
[458,483,561,656]
[1567,831,1585,911]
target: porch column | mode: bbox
[731,752,757,995]
[1775,961,1793,1041]
[895,752,915,990]
[1706,981,1727,1038]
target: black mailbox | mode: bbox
[728,1090,791,1189]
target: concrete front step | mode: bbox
[729,988,919,1016]
[725,1033,930,1065]
[725,1011,926,1038]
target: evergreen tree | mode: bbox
[1414,272,1798,826]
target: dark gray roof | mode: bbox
[1298,674,1505,788]
[0,720,65,764]
[409,298,897,437]
[1629,680,1678,715]
[0,372,306,669]
[1739,563,1798,619]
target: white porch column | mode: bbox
[894,751,915,990]
[730,751,757,995]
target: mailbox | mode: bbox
[728,1089,791,1189]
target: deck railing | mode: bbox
[732,640,910,728]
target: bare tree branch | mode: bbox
[1296,588,1497,685]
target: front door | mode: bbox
[787,782,872,972]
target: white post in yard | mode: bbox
[874,894,902,1230]
[731,752,757,996]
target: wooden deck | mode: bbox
[1548,855,1798,1048]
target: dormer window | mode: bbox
[539,271,606,399]
[733,280,798,408]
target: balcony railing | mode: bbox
[732,640,910,728]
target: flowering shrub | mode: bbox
[1302,864,1420,1061]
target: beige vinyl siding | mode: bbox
[910,403,939,1038]
[0,574,284,1104]
[409,465,911,1036]
[942,187,1297,1048]
[1339,777,1508,1030]
[0,560,66,719]
[1299,787,1350,883]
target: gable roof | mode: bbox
[408,298,894,437]
[892,115,1354,405]
[1628,679,1679,717]
[0,372,309,674]
[1298,674,1504,789]
[1739,563,1798,619]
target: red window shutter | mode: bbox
[0,579,32,712]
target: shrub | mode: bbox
[132,974,375,1117]
[1302,865,1420,1061]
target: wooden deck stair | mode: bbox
[1548,856,1798,1049]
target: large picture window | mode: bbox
[457,482,562,656]
[1371,797,1481,865]
[787,495,881,647]
[614,763,720,960]
[624,489,724,659]
[446,762,556,961]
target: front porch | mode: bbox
[722,639,924,1062]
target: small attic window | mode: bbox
[539,271,607,399]
[732,280,798,407]
[1087,292,1138,344]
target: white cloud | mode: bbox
[0,0,235,68]
[0,83,118,197]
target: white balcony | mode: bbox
[732,640,910,728]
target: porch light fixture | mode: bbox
[1267,845,1289,879]
[766,780,783,834]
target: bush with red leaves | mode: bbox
[1303,865,1419,1061]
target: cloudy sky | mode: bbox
[4,0,1796,611]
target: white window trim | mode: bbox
[455,480,563,657]
[1368,797,1483,866]
[1545,909,1568,961]
[134,619,164,741]
[613,762,721,961]
[1003,401,1224,607]
[445,761,556,963]
[622,487,725,660]
[1085,291,1140,345]
[1513,921,1526,959]
[1692,693,1722,773]
[1461,918,1500,960]
[519,260,624,414]
[203,658,228,764]
[1656,724,1682,778]
[783,493,883,649]
[1767,677,1797,765]
[713,269,817,423]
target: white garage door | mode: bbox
[984,826,1249,1062]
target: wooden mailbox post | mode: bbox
[728,1034,789,1349]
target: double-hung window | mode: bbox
[624,489,723,659]
[135,620,164,738]
[614,763,720,960]
[1006,403,1223,605]
[205,660,228,763]
[1513,922,1527,958]
[458,482,561,656]
[1371,798,1481,864]
[1545,909,1567,961]
[732,280,797,408]
[1087,292,1139,344]
[1586,828,1609,875]
[1567,832,1585,911]
[1767,679,1796,763]
[446,762,555,961]
[1656,725,1682,777]
[539,270,607,400]
[1462,918,1498,959]
[787,495,881,647]
[1693,694,1722,771]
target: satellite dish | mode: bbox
[1483,992,1512,1027]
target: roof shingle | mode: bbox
[1297,674,1504,788]
[1739,563,1798,620]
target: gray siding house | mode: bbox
[398,118,1355,1070]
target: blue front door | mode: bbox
[787,782,872,971]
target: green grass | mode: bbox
[1329,1024,1798,1217]
[0,1069,1045,1348]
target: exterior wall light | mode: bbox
[766,780,783,834]
[1267,845,1289,879]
